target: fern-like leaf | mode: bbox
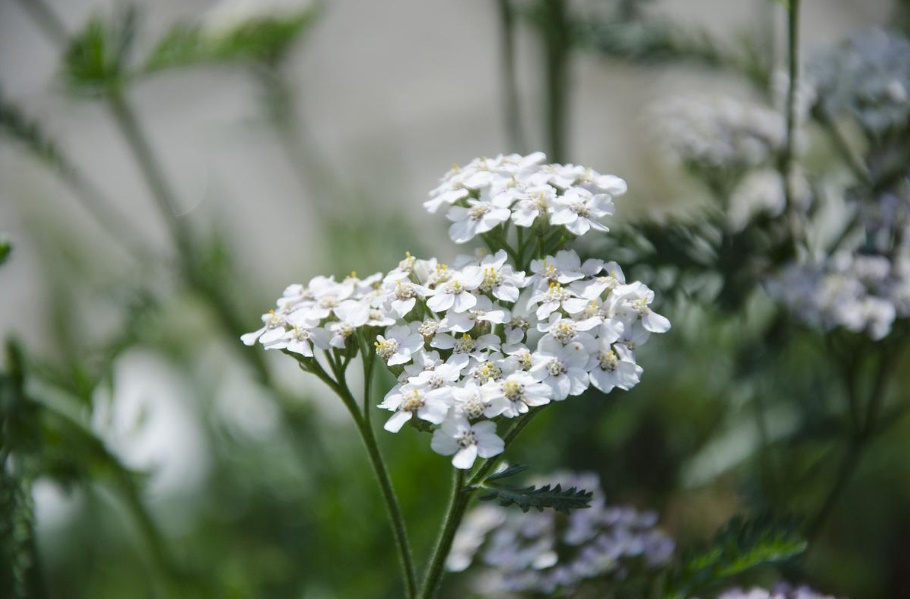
[663,515,807,599]
[63,7,138,96]
[484,463,529,482]
[144,10,318,73]
[479,483,593,514]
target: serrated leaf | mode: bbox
[484,463,529,482]
[479,483,593,514]
[663,515,807,599]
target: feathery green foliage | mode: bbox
[478,481,593,514]
[0,92,68,173]
[663,515,807,599]
[144,10,318,72]
[62,7,138,96]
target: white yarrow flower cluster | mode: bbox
[244,153,669,470]
[425,152,626,243]
[375,247,668,469]
[448,471,674,594]
[241,273,381,355]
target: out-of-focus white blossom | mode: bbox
[808,28,910,133]
[712,585,845,599]
[651,95,787,174]
[728,168,812,232]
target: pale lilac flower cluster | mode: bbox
[711,585,844,599]
[651,95,787,174]
[448,471,674,594]
[378,249,669,469]
[808,28,910,133]
[425,152,627,243]
[767,252,910,340]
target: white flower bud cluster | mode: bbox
[768,252,910,340]
[425,152,627,243]
[808,28,910,134]
[651,95,787,173]
[447,471,674,594]
[243,154,670,469]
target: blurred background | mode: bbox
[1,0,909,598]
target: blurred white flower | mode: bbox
[92,351,209,498]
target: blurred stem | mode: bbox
[496,0,526,152]
[106,92,193,258]
[541,0,570,162]
[256,64,339,222]
[780,0,802,252]
[105,91,279,385]
[306,358,417,599]
[806,349,894,542]
[418,408,542,598]
[11,1,149,257]
[813,107,869,184]
[14,0,68,48]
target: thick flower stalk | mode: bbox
[241,152,670,598]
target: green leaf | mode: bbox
[663,515,807,599]
[144,9,318,73]
[484,463,529,482]
[0,90,68,173]
[63,7,138,96]
[0,238,10,267]
[479,483,593,514]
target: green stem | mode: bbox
[418,469,469,599]
[418,409,543,598]
[813,107,869,184]
[496,0,526,152]
[541,0,570,163]
[106,92,192,258]
[15,0,68,48]
[308,358,417,599]
[806,350,894,542]
[780,0,802,251]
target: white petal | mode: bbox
[452,444,479,469]
[384,410,413,433]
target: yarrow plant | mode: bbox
[242,152,669,598]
